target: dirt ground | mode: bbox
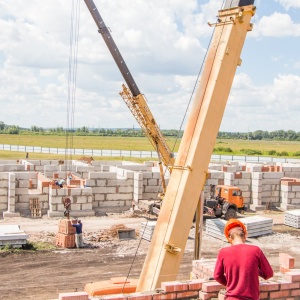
[0,210,299,300]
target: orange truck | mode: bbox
[205,185,246,220]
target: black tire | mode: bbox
[225,208,237,220]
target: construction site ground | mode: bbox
[0,210,299,300]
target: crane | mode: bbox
[84,0,175,196]
[83,0,256,294]
[137,0,256,291]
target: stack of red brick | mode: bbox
[58,253,300,300]
[56,219,76,248]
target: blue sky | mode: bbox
[0,0,299,132]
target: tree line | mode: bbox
[1,121,300,141]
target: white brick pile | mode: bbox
[250,171,284,211]
[280,179,300,210]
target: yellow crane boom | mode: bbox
[84,0,175,178]
[136,1,256,291]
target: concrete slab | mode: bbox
[0,224,29,247]
[206,216,273,242]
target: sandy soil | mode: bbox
[0,210,299,300]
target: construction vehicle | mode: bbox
[84,0,175,199]
[205,184,245,220]
[83,0,256,294]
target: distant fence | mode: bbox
[1,144,300,163]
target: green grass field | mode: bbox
[0,134,299,160]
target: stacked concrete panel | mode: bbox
[0,224,29,248]
[280,179,300,210]
[206,216,273,241]
[284,209,300,228]
[140,221,156,241]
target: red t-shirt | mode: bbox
[214,244,273,300]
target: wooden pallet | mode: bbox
[30,198,41,218]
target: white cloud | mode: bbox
[276,0,300,10]
[221,73,300,131]
[254,12,300,37]
[0,0,299,133]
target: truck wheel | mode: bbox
[225,208,237,220]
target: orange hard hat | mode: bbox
[224,218,247,242]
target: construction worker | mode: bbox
[214,219,273,300]
[72,219,83,248]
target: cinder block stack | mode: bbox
[55,219,76,248]
[250,169,284,211]
[281,179,300,210]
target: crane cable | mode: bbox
[124,1,227,288]
[65,0,81,171]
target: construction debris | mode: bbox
[94,224,135,242]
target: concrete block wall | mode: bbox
[4,160,300,217]
[14,172,39,216]
[86,171,133,214]
[48,186,94,217]
[0,172,9,212]
[281,179,300,210]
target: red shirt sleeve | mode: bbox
[214,250,227,286]
[258,250,273,280]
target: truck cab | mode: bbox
[206,185,245,220]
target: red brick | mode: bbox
[59,292,89,300]
[201,281,225,293]
[176,290,199,299]
[198,291,218,300]
[127,292,152,300]
[291,289,300,296]
[280,266,291,273]
[188,279,206,291]
[259,281,280,292]
[284,272,300,283]
[161,281,188,292]
[259,291,269,299]
[101,295,128,300]
[279,253,295,269]
[269,290,290,298]
[277,281,300,290]
[152,292,177,300]
[234,172,242,179]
